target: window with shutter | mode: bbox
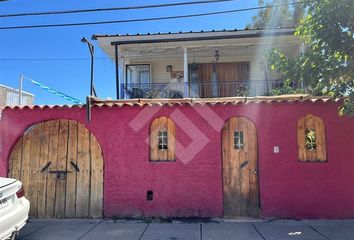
[297,114,327,162]
[150,117,176,161]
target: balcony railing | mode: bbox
[121,80,286,99]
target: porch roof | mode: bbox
[93,28,295,45]
[93,28,299,61]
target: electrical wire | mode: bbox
[0,58,111,61]
[0,1,306,30]
[0,0,236,18]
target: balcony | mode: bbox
[121,80,286,99]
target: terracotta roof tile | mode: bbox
[2,95,342,111]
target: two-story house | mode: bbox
[2,28,353,220]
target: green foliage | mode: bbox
[305,129,316,151]
[247,0,305,29]
[266,0,354,116]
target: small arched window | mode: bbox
[297,114,327,162]
[150,117,176,161]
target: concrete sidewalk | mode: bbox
[17,218,354,240]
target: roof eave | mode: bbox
[108,29,295,46]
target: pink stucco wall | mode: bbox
[0,102,353,219]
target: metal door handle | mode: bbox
[240,160,249,169]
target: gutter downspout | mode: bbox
[115,44,120,99]
[183,47,189,98]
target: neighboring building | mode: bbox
[93,28,301,99]
[0,84,34,108]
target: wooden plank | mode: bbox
[150,118,159,161]
[37,121,51,218]
[304,114,317,161]
[224,117,240,217]
[222,120,232,216]
[21,126,34,215]
[54,120,69,218]
[161,117,168,161]
[89,133,103,217]
[28,124,42,217]
[297,116,307,161]
[229,119,236,217]
[248,120,259,217]
[45,120,60,218]
[315,117,327,161]
[76,123,90,217]
[238,117,249,216]
[229,117,240,216]
[167,118,176,161]
[8,138,23,179]
[65,121,78,217]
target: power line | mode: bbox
[0,0,236,18]
[0,57,111,61]
[0,2,306,30]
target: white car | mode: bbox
[0,177,30,240]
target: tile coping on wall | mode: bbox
[2,94,343,110]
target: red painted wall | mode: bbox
[0,102,353,219]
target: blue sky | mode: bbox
[0,0,259,105]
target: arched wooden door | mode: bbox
[8,120,103,218]
[222,117,259,217]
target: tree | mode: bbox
[246,0,304,29]
[266,0,354,116]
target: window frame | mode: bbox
[125,64,151,86]
[150,116,176,162]
[233,130,244,150]
[297,114,327,162]
[158,130,168,150]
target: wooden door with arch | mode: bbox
[222,116,259,217]
[8,119,103,218]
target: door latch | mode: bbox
[48,170,71,180]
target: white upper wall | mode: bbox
[94,28,301,90]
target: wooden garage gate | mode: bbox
[222,116,259,217]
[8,119,103,218]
